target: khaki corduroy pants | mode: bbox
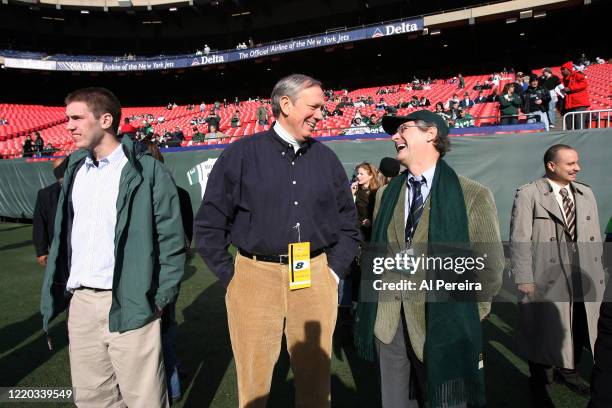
[226,253,338,408]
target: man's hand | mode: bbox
[37,255,48,267]
[517,283,536,298]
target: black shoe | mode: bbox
[553,369,590,396]
[529,376,555,408]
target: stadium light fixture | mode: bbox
[422,27,429,35]
[584,0,591,4]
[443,44,448,48]
[232,11,250,17]
[430,29,441,36]
[506,18,517,24]
[534,11,546,19]
[520,32,525,36]
[147,4,152,10]
[468,17,475,25]
[169,7,177,11]
[80,10,89,14]
[519,10,533,19]
[1,0,7,5]
[103,5,108,11]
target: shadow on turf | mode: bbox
[0,319,68,386]
[178,281,379,407]
[0,312,42,354]
[0,240,34,252]
[0,224,31,233]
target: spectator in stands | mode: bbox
[173,126,184,142]
[204,44,210,55]
[448,100,461,121]
[332,106,344,116]
[22,134,34,158]
[256,104,269,126]
[453,108,475,128]
[560,60,591,130]
[192,126,206,143]
[499,83,523,125]
[42,143,58,157]
[41,87,184,408]
[194,73,359,408]
[0,118,8,125]
[368,114,382,132]
[34,132,44,157]
[205,123,225,141]
[119,117,137,137]
[434,102,451,125]
[199,102,206,112]
[513,72,527,100]
[366,96,374,106]
[396,98,409,109]
[459,92,475,109]
[487,89,499,103]
[595,56,605,64]
[157,114,166,124]
[474,91,487,104]
[418,96,431,107]
[205,109,221,132]
[524,75,551,131]
[231,110,241,128]
[445,93,460,110]
[376,98,387,110]
[33,157,67,267]
[321,105,330,119]
[166,102,173,110]
[409,96,420,108]
[458,73,465,89]
[540,68,561,128]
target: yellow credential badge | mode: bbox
[288,242,311,290]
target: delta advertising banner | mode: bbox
[4,17,423,73]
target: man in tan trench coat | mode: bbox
[510,144,605,407]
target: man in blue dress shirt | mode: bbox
[194,74,360,408]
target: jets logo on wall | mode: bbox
[371,28,384,38]
[187,158,218,198]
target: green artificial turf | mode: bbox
[0,222,590,407]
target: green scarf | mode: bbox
[354,159,485,408]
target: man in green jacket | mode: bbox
[40,87,185,408]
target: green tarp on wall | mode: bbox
[1,129,610,239]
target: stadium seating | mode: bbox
[1,63,610,159]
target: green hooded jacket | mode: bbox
[40,135,185,333]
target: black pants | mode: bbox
[529,301,590,383]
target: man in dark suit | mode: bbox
[32,157,67,267]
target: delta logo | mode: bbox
[191,55,225,66]
[371,28,384,38]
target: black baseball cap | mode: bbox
[381,109,449,139]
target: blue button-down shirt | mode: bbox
[194,128,361,286]
[67,144,127,290]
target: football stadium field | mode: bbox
[0,221,591,407]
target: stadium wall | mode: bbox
[1,128,610,239]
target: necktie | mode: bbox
[559,188,576,241]
[405,177,425,244]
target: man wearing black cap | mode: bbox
[354,110,504,407]
[33,157,67,267]
[524,75,551,131]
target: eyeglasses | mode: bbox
[396,123,425,134]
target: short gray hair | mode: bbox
[270,74,322,118]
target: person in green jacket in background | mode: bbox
[40,87,185,408]
[499,83,523,125]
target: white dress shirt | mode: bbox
[274,122,302,153]
[547,178,574,224]
[67,144,128,291]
